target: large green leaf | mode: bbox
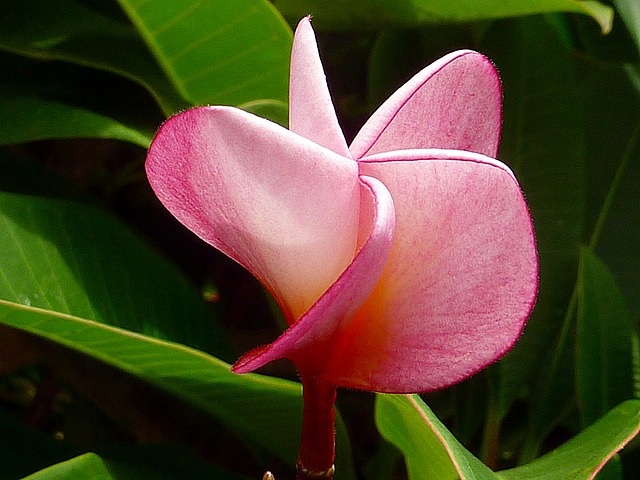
[0,302,355,479]
[0,179,352,475]
[0,94,151,148]
[376,394,496,480]
[23,449,248,480]
[273,0,612,32]
[0,0,187,115]
[498,400,640,480]
[116,0,292,106]
[24,453,115,480]
[0,1,292,115]
[576,247,634,427]
[0,191,229,356]
[0,51,158,147]
[376,394,640,480]
[0,50,159,147]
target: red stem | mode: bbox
[296,374,337,480]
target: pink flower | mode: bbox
[146,17,537,477]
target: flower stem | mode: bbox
[296,374,337,480]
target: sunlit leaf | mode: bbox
[375,394,496,480]
[0,94,151,147]
[24,453,114,480]
[0,191,230,356]
[498,401,640,480]
[376,394,640,480]
[0,302,355,479]
[0,50,160,146]
[23,449,247,480]
[116,0,292,106]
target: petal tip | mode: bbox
[232,345,270,374]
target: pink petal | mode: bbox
[146,106,359,322]
[321,150,538,392]
[349,51,502,159]
[233,175,395,375]
[288,17,351,157]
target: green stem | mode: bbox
[481,373,500,469]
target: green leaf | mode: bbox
[116,0,292,106]
[0,94,151,148]
[593,458,624,480]
[0,52,160,146]
[99,444,249,480]
[102,444,250,480]
[273,0,612,33]
[376,394,640,480]
[0,0,187,115]
[375,394,497,480]
[497,400,640,480]
[23,449,249,480]
[576,247,634,427]
[0,191,230,357]
[613,0,640,54]
[23,453,114,480]
[0,302,355,479]
[0,181,353,475]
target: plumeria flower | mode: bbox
[146,17,537,479]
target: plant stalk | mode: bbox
[296,374,337,480]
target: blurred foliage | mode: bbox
[0,0,639,479]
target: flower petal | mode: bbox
[349,50,502,159]
[146,106,359,322]
[322,150,538,392]
[289,17,351,157]
[233,175,395,375]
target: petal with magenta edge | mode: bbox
[233,175,395,375]
[322,150,538,392]
[146,106,359,322]
[289,17,351,157]
[349,51,502,159]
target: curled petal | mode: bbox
[233,175,395,375]
[322,150,538,392]
[146,106,359,322]
[289,17,351,157]
[349,50,502,159]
